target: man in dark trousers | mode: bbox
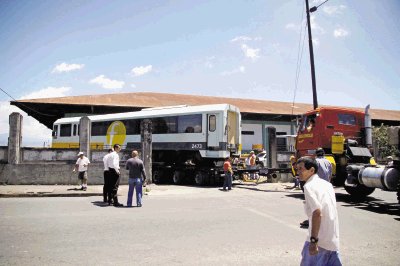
[125,150,147,207]
[106,144,123,207]
[102,148,113,203]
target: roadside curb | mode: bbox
[0,193,103,198]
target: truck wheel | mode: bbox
[397,178,400,204]
[173,170,184,185]
[344,184,375,200]
[194,171,206,186]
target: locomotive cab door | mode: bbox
[207,114,219,147]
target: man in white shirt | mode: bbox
[102,148,113,203]
[297,156,342,266]
[73,152,90,191]
[106,144,123,207]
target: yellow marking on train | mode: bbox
[106,121,126,147]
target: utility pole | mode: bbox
[305,0,318,109]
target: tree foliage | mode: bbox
[372,124,399,159]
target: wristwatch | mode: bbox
[310,236,319,243]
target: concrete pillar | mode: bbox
[141,119,152,184]
[267,126,277,168]
[79,116,91,159]
[8,112,23,164]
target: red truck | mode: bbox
[295,105,400,202]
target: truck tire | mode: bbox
[344,184,375,200]
[397,178,400,204]
[173,170,184,185]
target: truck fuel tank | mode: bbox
[358,166,399,191]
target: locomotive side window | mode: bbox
[153,116,177,134]
[125,119,141,134]
[92,121,110,136]
[209,115,216,132]
[73,124,78,136]
[338,114,356,125]
[60,124,72,137]
[52,125,58,138]
[178,114,202,133]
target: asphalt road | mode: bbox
[0,183,399,266]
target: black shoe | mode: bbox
[114,203,124,207]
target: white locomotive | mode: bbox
[52,104,242,185]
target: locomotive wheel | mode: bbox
[152,170,162,184]
[344,183,375,200]
[173,170,184,185]
[194,171,207,186]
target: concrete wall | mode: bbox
[0,162,131,185]
[0,147,137,185]
[0,147,7,163]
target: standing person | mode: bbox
[125,150,147,207]
[315,148,332,182]
[296,156,341,266]
[246,151,257,179]
[300,148,333,228]
[107,144,123,207]
[102,148,113,203]
[73,152,90,191]
[222,156,233,191]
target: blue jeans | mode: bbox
[300,241,342,266]
[223,172,232,190]
[127,178,143,207]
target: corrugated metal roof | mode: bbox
[15,91,400,121]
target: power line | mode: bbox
[0,87,56,117]
[291,1,307,117]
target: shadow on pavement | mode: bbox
[234,185,299,193]
[335,192,400,219]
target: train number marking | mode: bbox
[191,144,203,149]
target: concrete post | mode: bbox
[8,112,23,164]
[140,119,152,184]
[267,126,277,168]
[79,116,91,159]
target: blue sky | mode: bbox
[0,0,399,146]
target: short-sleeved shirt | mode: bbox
[316,157,332,182]
[303,174,340,251]
[223,161,232,173]
[125,157,146,180]
[76,156,90,172]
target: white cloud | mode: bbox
[89,75,125,89]
[131,84,137,88]
[231,36,262,43]
[52,62,84,73]
[323,5,346,15]
[241,44,260,60]
[0,86,71,146]
[231,36,252,42]
[312,37,320,46]
[20,86,71,100]
[131,65,153,76]
[334,28,349,38]
[310,16,325,34]
[285,23,300,31]
[220,66,246,76]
